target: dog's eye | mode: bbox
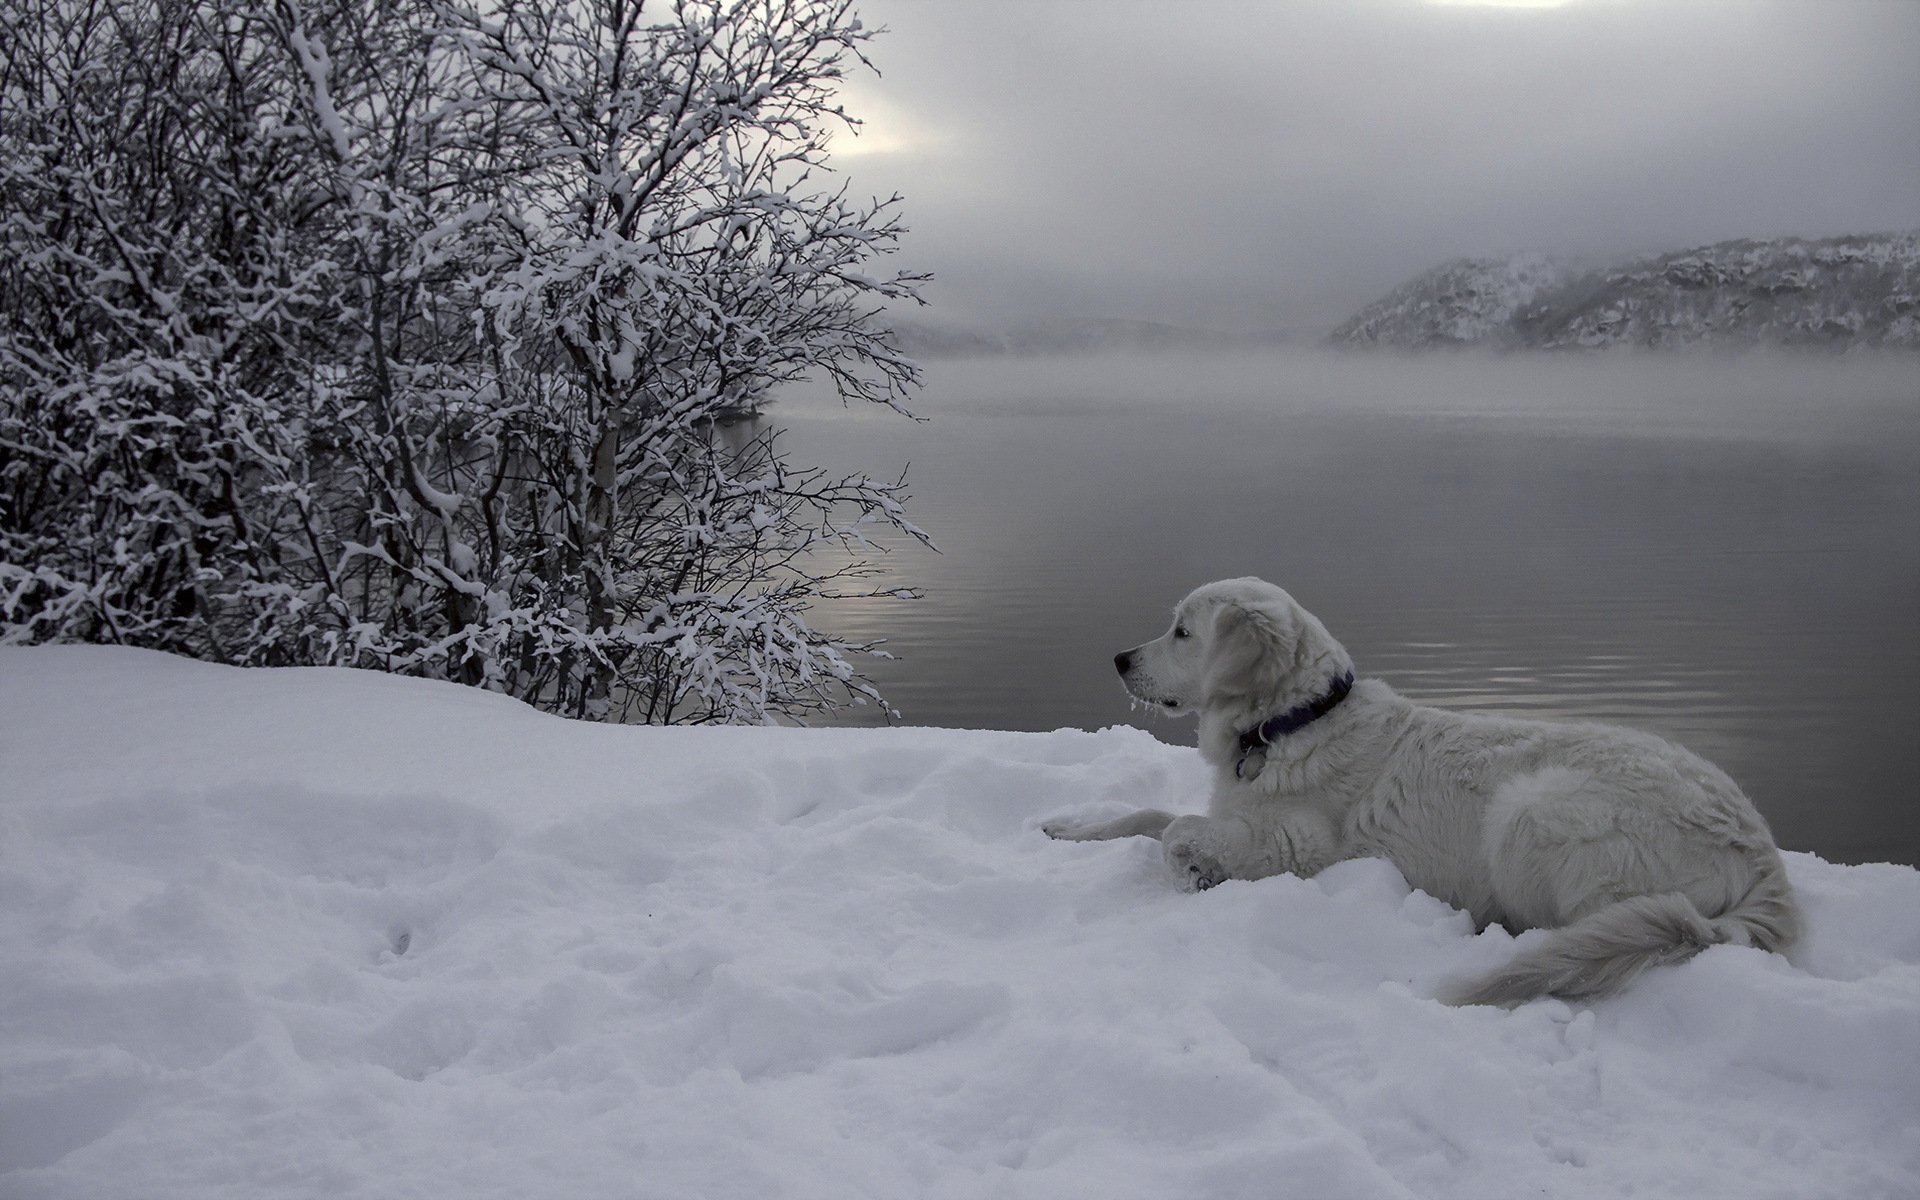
[1173,625,1190,639]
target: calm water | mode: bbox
[768,351,1920,868]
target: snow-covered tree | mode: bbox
[1,0,927,723]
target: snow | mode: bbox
[3,647,1917,1200]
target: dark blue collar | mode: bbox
[1236,671,1355,758]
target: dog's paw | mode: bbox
[1044,813,1138,842]
[1183,861,1229,892]
[1164,839,1227,891]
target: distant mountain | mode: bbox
[1329,252,1578,349]
[1332,232,1920,351]
[887,316,1299,358]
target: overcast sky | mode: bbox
[827,0,1920,335]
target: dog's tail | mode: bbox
[1438,869,1800,1009]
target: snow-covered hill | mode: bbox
[4,647,1918,1199]
[1333,232,1920,351]
[1329,252,1578,349]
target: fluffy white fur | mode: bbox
[1044,577,1801,1007]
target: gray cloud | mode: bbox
[832,0,1920,335]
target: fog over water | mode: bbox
[769,351,1920,868]
[834,0,1920,335]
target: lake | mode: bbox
[767,350,1920,868]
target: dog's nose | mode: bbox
[1114,650,1133,675]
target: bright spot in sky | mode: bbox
[827,86,928,159]
[1425,0,1582,7]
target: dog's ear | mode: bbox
[1203,601,1292,710]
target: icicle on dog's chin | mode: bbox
[1124,684,1183,718]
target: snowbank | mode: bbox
[3,647,1916,1199]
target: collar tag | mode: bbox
[1234,747,1267,781]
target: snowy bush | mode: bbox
[0,0,927,722]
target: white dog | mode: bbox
[1044,578,1800,1007]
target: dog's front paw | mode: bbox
[1042,817,1089,841]
[1164,839,1228,891]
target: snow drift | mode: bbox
[2,647,1916,1199]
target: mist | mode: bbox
[832,0,1920,335]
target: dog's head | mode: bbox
[1114,578,1353,722]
